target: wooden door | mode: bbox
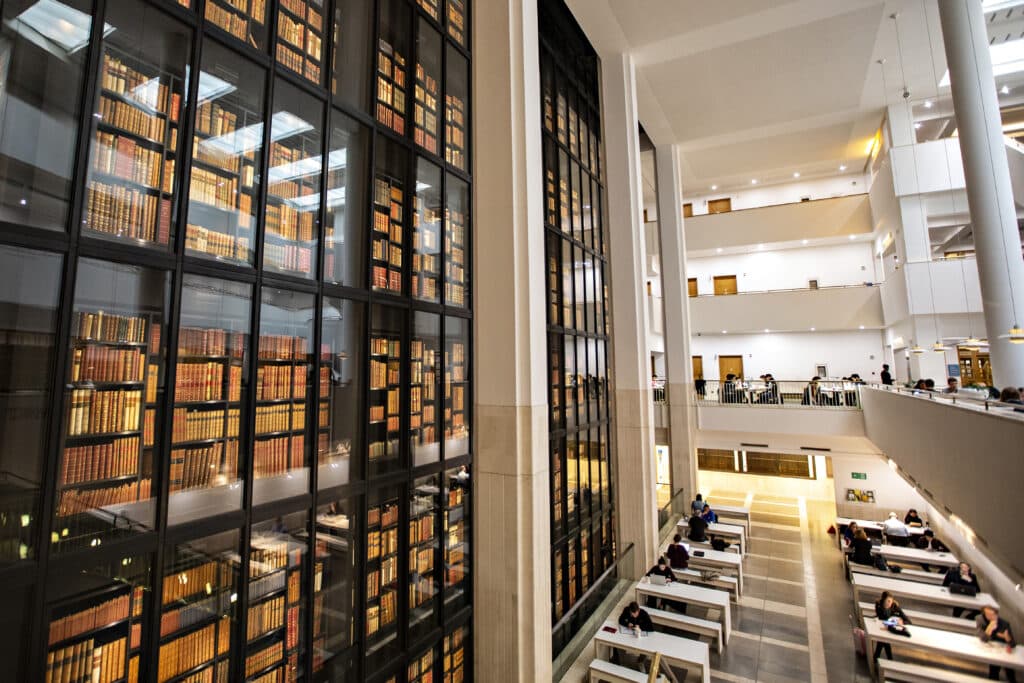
[708,198,732,214]
[718,355,743,379]
[958,348,992,386]
[692,356,703,380]
[683,203,693,218]
[713,275,737,295]
[687,278,698,297]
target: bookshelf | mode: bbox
[443,626,466,683]
[410,330,438,465]
[414,22,441,156]
[371,173,404,294]
[443,469,468,605]
[276,0,325,85]
[245,526,305,682]
[443,327,467,457]
[553,547,564,621]
[412,163,441,303]
[264,87,322,280]
[312,504,356,677]
[408,478,438,638]
[446,0,466,47]
[45,583,145,683]
[365,500,399,650]
[205,0,267,49]
[85,46,183,248]
[443,178,467,308]
[417,0,439,21]
[253,333,309,483]
[444,51,467,172]
[368,334,400,463]
[376,38,407,136]
[407,647,434,683]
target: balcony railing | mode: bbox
[690,282,878,298]
[867,384,1024,422]
[694,379,864,409]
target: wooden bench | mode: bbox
[856,601,975,635]
[672,567,739,600]
[646,606,723,654]
[588,659,666,683]
[878,659,990,683]
[845,555,944,585]
[686,539,741,554]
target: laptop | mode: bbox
[649,574,668,586]
[949,583,978,597]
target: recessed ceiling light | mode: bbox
[750,179,758,185]
[716,247,723,253]
[849,235,857,240]
[924,100,933,108]
[802,239,809,245]
[721,330,727,334]
[764,328,770,333]
[914,122,922,129]
[1001,84,1011,95]
[793,172,800,178]
[757,244,765,250]
[810,327,816,331]
[839,165,847,171]
[859,325,865,329]
[711,185,718,190]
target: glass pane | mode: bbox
[0,0,91,230]
[264,80,322,280]
[245,512,308,681]
[570,161,582,239]
[313,495,358,677]
[548,333,562,429]
[412,157,441,302]
[332,0,374,113]
[371,136,407,295]
[324,111,370,288]
[186,41,265,266]
[443,465,469,609]
[558,150,569,233]
[376,0,409,136]
[411,313,440,466]
[444,316,468,458]
[552,546,563,620]
[253,288,314,505]
[446,0,466,47]
[368,306,404,477]
[364,487,400,661]
[46,553,151,683]
[56,259,170,553]
[319,298,365,489]
[414,20,441,156]
[445,47,468,172]
[444,174,468,308]
[561,240,572,326]
[159,529,239,682]
[563,332,575,429]
[566,433,577,523]
[276,0,325,85]
[409,475,439,640]
[205,0,266,50]
[170,274,251,525]
[0,245,62,563]
[556,76,567,146]
[0,580,33,680]
[443,625,467,682]
[417,0,439,21]
[84,0,191,249]
[407,646,436,683]
[543,138,556,227]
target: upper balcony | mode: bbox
[688,284,884,334]
[684,194,873,253]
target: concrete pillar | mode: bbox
[654,144,698,501]
[938,0,1024,387]
[471,0,551,678]
[601,52,660,578]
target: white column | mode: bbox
[601,52,660,578]
[938,0,1024,387]
[654,144,697,500]
[471,0,551,678]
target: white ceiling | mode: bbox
[566,0,963,194]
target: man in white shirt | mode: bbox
[883,512,910,547]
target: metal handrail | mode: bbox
[694,379,864,409]
[865,384,1024,422]
[691,282,879,298]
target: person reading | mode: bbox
[687,514,708,543]
[851,529,874,566]
[976,605,1017,682]
[666,533,689,570]
[903,509,924,527]
[700,504,718,524]
[944,562,981,618]
[618,601,653,634]
[873,591,910,661]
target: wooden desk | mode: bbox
[836,516,925,550]
[873,545,959,569]
[851,573,997,614]
[863,616,1024,678]
[676,521,746,555]
[593,620,711,683]
[635,580,732,644]
[711,505,751,535]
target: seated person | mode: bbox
[903,509,924,527]
[721,374,742,403]
[700,504,718,524]
[801,376,824,405]
[944,562,982,618]
[882,512,910,547]
[618,600,654,634]
[873,591,911,661]
[687,514,708,543]
[976,605,1017,682]
[690,493,705,516]
[842,521,860,549]
[666,533,689,570]
[710,535,730,552]
[850,529,875,566]
[1000,387,1024,405]
[646,556,674,583]
[914,529,948,552]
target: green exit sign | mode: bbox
[851,472,867,480]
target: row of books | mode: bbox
[205,1,264,50]
[277,12,323,60]
[92,131,173,192]
[369,438,399,460]
[448,0,466,45]
[162,560,223,605]
[45,637,125,683]
[245,640,283,678]
[48,593,131,645]
[264,242,314,275]
[367,527,399,560]
[446,94,467,170]
[189,166,245,211]
[171,406,240,443]
[85,181,172,246]
[370,360,401,390]
[70,345,145,384]
[249,566,286,602]
[178,327,245,358]
[408,648,433,683]
[60,438,139,486]
[56,479,150,517]
[101,54,181,120]
[409,572,435,608]
[253,434,304,477]
[446,268,466,306]
[365,589,397,636]
[265,201,315,240]
[369,502,399,527]
[66,388,142,437]
[185,225,252,262]
[417,0,439,20]
[259,334,308,360]
[317,401,329,428]
[99,95,167,144]
[409,514,435,545]
[250,536,300,575]
[277,43,320,83]
[246,595,284,639]
[254,403,303,434]
[256,364,306,401]
[157,622,217,682]
[160,592,228,637]
[169,441,238,492]
[370,337,401,358]
[174,362,225,402]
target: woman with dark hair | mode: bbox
[873,591,910,661]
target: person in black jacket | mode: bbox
[904,509,925,527]
[976,606,1017,682]
[944,562,981,618]
[687,514,708,543]
[646,556,674,582]
[850,529,875,566]
[666,534,689,570]
[873,591,911,661]
[914,529,949,571]
[646,556,686,613]
[618,601,654,634]
[881,364,893,385]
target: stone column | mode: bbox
[654,145,698,501]
[938,0,1024,387]
[601,52,660,578]
[472,0,551,679]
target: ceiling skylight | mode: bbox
[939,37,1024,87]
[6,0,113,57]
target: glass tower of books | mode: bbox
[0,0,471,681]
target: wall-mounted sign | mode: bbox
[851,472,867,480]
[846,489,875,503]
